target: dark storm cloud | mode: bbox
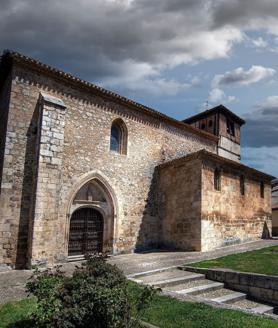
[0,0,241,84]
[242,96,278,147]
[241,146,278,178]
[0,0,278,91]
[212,0,278,29]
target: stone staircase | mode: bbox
[128,267,277,317]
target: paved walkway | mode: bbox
[108,239,278,275]
[0,239,278,304]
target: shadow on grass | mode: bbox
[7,319,34,328]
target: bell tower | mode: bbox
[183,105,245,162]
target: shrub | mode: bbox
[26,254,156,328]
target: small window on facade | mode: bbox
[110,125,120,152]
[208,120,213,127]
[110,119,128,155]
[214,168,221,191]
[227,119,235,136]
[240,175,245,196]
[201,123,206,129]
[260,182,264,198]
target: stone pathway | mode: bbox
[108,239,278,275]
[128,266,277,319]
[0,239,278,305]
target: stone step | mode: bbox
[129,266,278,319]
[146,273,205,288]
[165,279,217,292]
[251,304,274,315]
[127,266,176,279]
[211,291,246,304]
[195,287,238,300]
[176,281,224,295]
[67,255,85,262]
[137,269,204,284]
[231,298,275,312]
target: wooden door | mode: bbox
[68,208,103,256]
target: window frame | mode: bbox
[109,118,128,155]
[226,118,235,136]
[214,168,221,191]
[240,175,245,196]
[260,181,265,198]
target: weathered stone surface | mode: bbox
[0,53,273,269]
[156,157,202,251]
[201,157,272,251]
[156,151,272,252]
[185,266,278,305]
[0,61,216,268]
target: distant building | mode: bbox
[0,51,275,269]
[272,179,278,236]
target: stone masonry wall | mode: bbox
[28,96,66,266]
[272,210,278,236]
[201,159,272,251]
[0,72,13,268]
[0,63,216,267]
[0,72,12,190]
[156,158,202,251]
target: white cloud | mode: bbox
[99,59,195,96]
[208,88,226,103]
[256,95,278,111]
[1,0,278,95]
[0,0,245,92]
[208,87,237,105]
[104,76,191,96]
[190,76,202,87]
[250,37,268,48]
[207,65,275,107]
[227,95,237,103]
[212,65,276,88]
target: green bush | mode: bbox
[26,254,156,328]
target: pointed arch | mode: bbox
[110,118,128,154]
[65,171,119,256]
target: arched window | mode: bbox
[240,175,245,196]
[260,181,264,198]
[214,168,221,191]
[110,119,127,154]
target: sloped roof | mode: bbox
[158,149,276,181]
[0,50,218,143]
[183,104,246,126]
[272,179,278,188]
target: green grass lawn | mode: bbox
[1,283,278,328]
[128,283,278,328]
[0,298,36,328]
[188,245,278,276]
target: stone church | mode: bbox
[0,51,274,269]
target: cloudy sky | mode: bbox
[1,0,278,177]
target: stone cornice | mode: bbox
[0,50,218,143]
[157,149,276,181]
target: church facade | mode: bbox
[0,51,274,269]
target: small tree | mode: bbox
[26,254,156,328]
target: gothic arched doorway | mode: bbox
[68,207,104,256]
